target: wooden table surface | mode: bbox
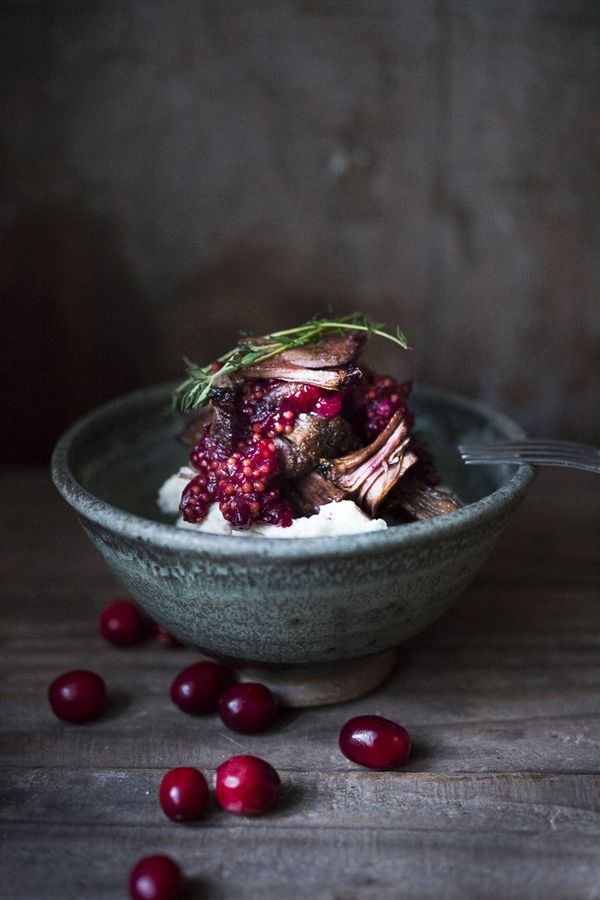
[1,466,599,899]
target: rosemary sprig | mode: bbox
[173,313,409,415]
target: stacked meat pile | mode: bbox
[178,333,461,530]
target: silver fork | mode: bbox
[458,439,600,474]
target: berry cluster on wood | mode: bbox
[47,596,411,899]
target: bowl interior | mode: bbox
[63,384,525,524]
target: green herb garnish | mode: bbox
[173,313,409,415]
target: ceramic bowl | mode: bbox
[51,384,534,706]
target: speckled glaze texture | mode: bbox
[52,384,534,668]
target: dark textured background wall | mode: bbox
[2,0,598,462]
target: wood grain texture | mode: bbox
[3,824,600,900]
[1,1,598,463]
[3,769,600,834]
[0,466,599,898]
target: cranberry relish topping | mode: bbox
[240,380,343,440]
[343,371,413,442]
[181,431,293,529]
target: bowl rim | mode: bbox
[51,382,535,559]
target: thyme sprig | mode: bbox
[173,313,409,415]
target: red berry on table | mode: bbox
[48,670,106,723]
[215,754,280,816]
[152,624,184,648]
[218,682,279,733]
[129,855,184,900]
[339,715,411,769]
[99,598,148,646]
[170,661,234,715]
[159,767,209,822]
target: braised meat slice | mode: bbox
[292,412,417,517]
[180,384,242,450]
[273,332,365,368]
[242,359,361,390]
[275,414,355,479]
[206,386,240,448]
[322,412,417,515]
[388,476,462,520]
[240,332,364,389]
[287,471,345,517]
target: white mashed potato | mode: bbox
[157,467,387,538]
[157,468,197,515]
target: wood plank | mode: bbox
[2,823,600,900]
[3,769,599,835]
[1,710,599,774]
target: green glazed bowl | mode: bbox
[51,384,534,705]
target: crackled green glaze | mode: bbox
[52,384,534,669]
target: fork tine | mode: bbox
[459,440,599,457]
[457,440,600,473]
[463,447,598,460]
[460,457,593,467]
[459,448,598,462]
[462,448,592,460]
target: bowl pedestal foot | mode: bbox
[236,649,398,708]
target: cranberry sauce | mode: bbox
[181,434,293,529]
[343,373,414,442]
[240,380,343,439]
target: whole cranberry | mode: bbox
[129,855,184,900]
[339,715,411,769]
[170,661,234,715]
[215,754,280,816]
[218,682,279,733]
[159,767,209,822]
[152,624,184,649]
[100,599,148,646]
[48,670,106,723]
